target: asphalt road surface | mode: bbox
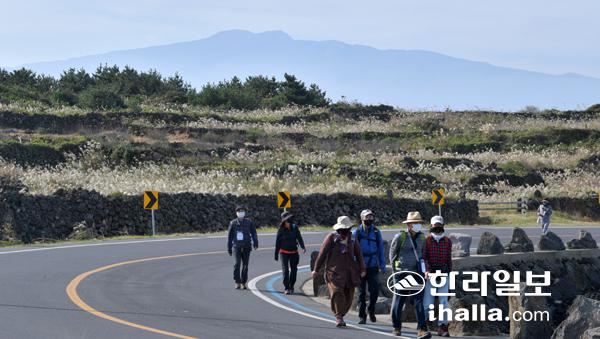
[0,225,598,339]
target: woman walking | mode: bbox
[275,211,306,295]
[537,199,553,234]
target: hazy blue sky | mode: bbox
[1,0,598,77]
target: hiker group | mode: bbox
[226,205,452,338]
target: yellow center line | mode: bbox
[66,244,321,338]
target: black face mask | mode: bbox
[364,219,374,226]
[337,229,350,238]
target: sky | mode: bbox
[1,0,599,78]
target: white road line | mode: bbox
[248,266,411,338]
[0,237,204,255]
[0,230,334,255]
[1,226,596,256]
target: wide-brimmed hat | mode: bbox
[402,211,424,224]
[280,211,294,223]
[360,209,374,220]
[333,216,354,230]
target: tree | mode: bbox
[244,75,278,98]
[8,68,38,88]
[58,68,94,93]
[118,66,142,96]
[93,64,121,92]
[306,83,329,107]
[0,66,332,110]
[279,73,328,107]
[162,73,191,104]
[139,69,163,96]
[280,73,308,105]
[586,103,600,112]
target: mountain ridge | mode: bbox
[8,29,600,110]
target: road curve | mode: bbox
[0,226,597,339]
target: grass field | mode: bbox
[1,105,598,205]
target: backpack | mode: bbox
[356,225,382,266]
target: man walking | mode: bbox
[389,211,431,338]
[423,216,452,337]
[538,199,553,234]
[353,209,386,324]
[312,216,366,328]
[227,205,258,290]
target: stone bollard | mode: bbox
[504,227,534,253]
[449,233,472,257]
[566,230,598,249]
[477,232,504,255]
[508,283,552,339]
[538,231,566,251]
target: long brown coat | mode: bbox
[313,232,366,288]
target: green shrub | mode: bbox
[125,96,143,111]
[53,90,78,106]
[79,87,125,109]
[109,142,139,166]
[586,104,600,112]
[499,161,531,174]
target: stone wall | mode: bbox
[544,197,600,220]
[0,186,479,243]
[450,249,600,337]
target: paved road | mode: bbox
[0,226,598,339]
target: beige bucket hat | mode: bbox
[402,211,424,224]
[333,216,354,230]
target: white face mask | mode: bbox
[236,211,245,219]
[411,224,422,232]
[432,233,444,241]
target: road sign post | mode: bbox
[151,210,156,236]
[144,191,159,236]
[432,188,445,217]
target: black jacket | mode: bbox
[227,218,258,252]
[274,224,305,260]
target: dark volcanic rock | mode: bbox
[551,296,600,339]
[509,283,553,339]
[448,294,500,336]
[449,233,472,257]
[567,230,598,249]
[477,232,504,255]
[504,227,534,253]
[539,231,566,251]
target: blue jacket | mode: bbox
[353,224,386,273]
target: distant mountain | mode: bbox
[14,30,600,110]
